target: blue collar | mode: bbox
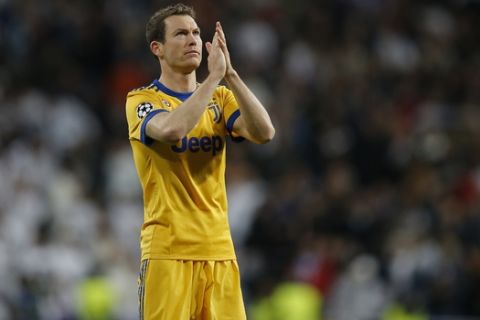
[153,79,194,101]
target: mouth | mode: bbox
[185,50,200,56]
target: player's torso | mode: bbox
[128,86,235,260]
[152,93,227,161]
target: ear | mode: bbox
[150,41,164,58]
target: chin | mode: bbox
[179,60,201,74]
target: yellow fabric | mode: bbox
[138,259,246,320]
[125,82,241,260]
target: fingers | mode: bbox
[213,22,229,58]
[217,36,227,52]
[216,21,227,46]
[207,23,229,58]
[206,32,225,58]
[212,30,219,47]
[206,31,219,54]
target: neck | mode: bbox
[159,64,197,93]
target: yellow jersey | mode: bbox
[125,79,243,260]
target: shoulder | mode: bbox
[126,83,164,112]
[126,85,163,123]
[127,83,159,99]
[213,85,234,101]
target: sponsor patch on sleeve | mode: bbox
[136,102,154,119]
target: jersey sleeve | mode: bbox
[219,86,245,142]
[125,91,168,145]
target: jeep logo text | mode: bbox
[171,136,224,156]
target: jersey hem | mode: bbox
[141,253,237,261]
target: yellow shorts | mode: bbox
[138,259,246,320]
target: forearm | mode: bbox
[146,76,220,143]
[225,71,275,143]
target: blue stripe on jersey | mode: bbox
[226,109,245,143]
[153,79,194,101]
[141,109,168,145]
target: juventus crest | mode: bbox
[208,101,221,123]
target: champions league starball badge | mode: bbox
[136,102,154,119]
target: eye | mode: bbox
[176,30,187,36]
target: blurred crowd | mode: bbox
[1,0,480,319]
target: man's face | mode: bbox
[159,14,202,73]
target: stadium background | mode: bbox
[1,0,480,319]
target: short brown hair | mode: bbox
[146,3,196,44]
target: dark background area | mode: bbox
[1,0,480,319]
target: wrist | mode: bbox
[206,72,223,85]
[224,69,238,82]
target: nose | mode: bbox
[187,32,198,46]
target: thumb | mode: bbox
[205,42,212,54]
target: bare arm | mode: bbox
[224,71,275,144]
[217,22,275,144]
[146,31,226,144]
[145,76,222,144]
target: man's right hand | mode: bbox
[205,30,226,82]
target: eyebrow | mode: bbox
[172,27,201,34]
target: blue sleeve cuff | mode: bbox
[140,109,168,145]
[226,110,245,143]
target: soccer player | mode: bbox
[125,3,275,319]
